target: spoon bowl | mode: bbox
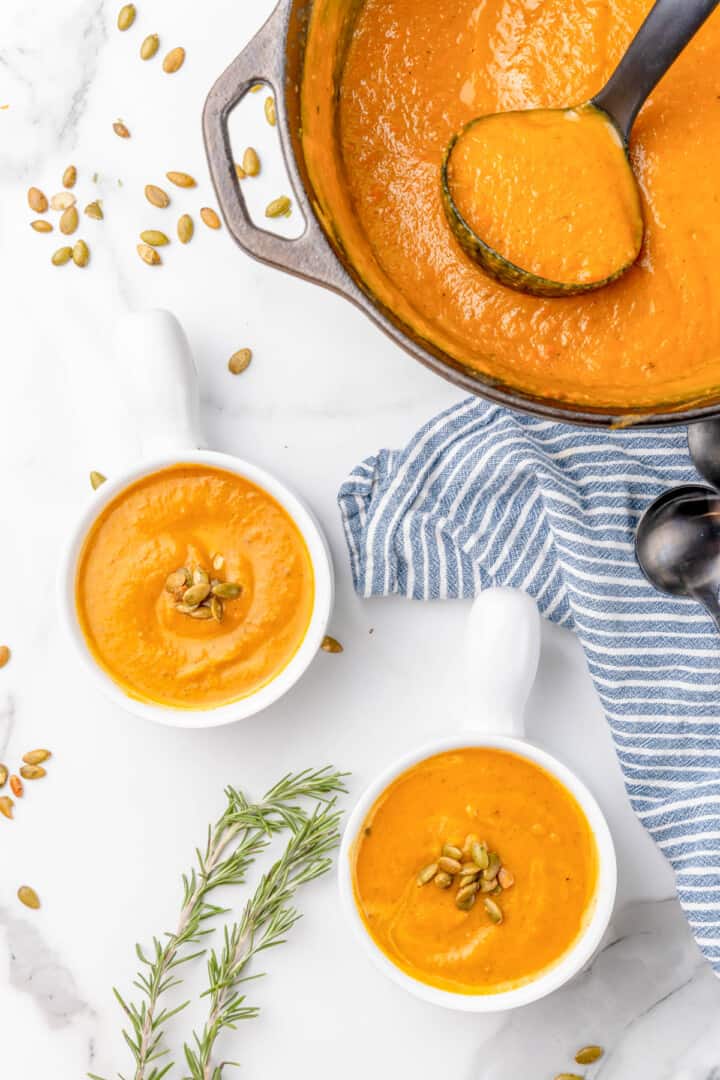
[443,0,720,298]
[635,484,720,628]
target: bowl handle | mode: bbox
[202,1,345,289]
[113,309,201,459]
[465,587,541,738]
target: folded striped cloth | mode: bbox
[339,397,720,971]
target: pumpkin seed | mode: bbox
[471,841,489,869]
[251,83,263,93]
[183,583,211,607]
[85,200,104,220]
[416,862,438,886]
[145,184,170,208]
[211,581,242,599]
[140,33,159,60]
[483,852,501,880]
[63,164,77,189]
[498,867,514,889]
[458,869,480,885]
[242,147,260,177]
[90,470,107,489]
[174,603,195,614]
[438,855,462,875]
[20,765,46,780]
[463,833,479,856]
[228,348,252,374]
[72,239,89,267]
[265,96,276,126]
[22,749,51,766]
[575,1047,603,1066]
[480,877,498,893]
[456,890,477,911]
[113,120,130,138]
[235,163,246,180]
[17,886,40,909]
[163,46,185,73]
[210,596,224,622]
[52,246,73,266]
[0,764,7,787]
[117,3,135,30]
[166,569,190,594]
[166,171,196,188]
[190,606,213,620]
[177,213,193,244]
[434,871,453,889]
[10,775,23,798]
[0,796,14,819]
[140,229,169,247]
[200,207,221,230]
[137,242,161,265]
[51,191,76,210]
[456,881,479,906]
[265,195,291,219]
[321,635,343,653]
[193,568,210,586]
[59,206,79,235]
[0,646,9,669]
[212,554,225,572]
[31,220,53,232]
[484,898,503,924]
[554,1075,584,1080]
[28,187,48,212]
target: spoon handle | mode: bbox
[593,0,720,140]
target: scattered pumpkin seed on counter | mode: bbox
[266,196,291,219]
[228,348,252,375]
[63,164,77,189]
[0,796,14,819]
[85,200,103,220]
[200,207,221,230]
[31,220,53,232]
[166,171,196,189]
[51,191,75,210]
[140,229,169,247]
[177,214,193,243]
[235,163,246,180]
[113,120,131,138]
[0,646,11,669]
[28,187,48,212]
[90,470,107,489]
[145,184,170,208]
[0,765,7,787]
[416,832,513,917]
[10,775,23,798]
[575,1046,604,1065]
[163,46,185,73]
[165,564,243,623]
[17,885,40,910]
[72,239,90,267]
[20,764,47,780]
[321,635,344,654]
[60,205,79,235]
[242,147,260,177]
[117,3,135,31]
[140,33,159,60]
[23,749,51,765]
[137,242,162,265]
[265,96,277,126]
[52,246,73,266]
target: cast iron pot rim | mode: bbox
[202,0,720,430]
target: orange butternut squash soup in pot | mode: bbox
[351,748,598,995]
[301,0,720,410]
[75,465,314,709]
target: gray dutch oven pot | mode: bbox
[202,0,720,429]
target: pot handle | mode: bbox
[202,1,344,289]
[464,587,541,738]
[113,309,201,459]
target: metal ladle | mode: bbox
[635,420,720,630]
[442,0,720,298]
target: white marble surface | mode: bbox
[0,1,717,1077]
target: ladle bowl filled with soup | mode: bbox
[205,0,720,425]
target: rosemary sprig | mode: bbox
[90,768,346,1080]
[183,799,343,1080]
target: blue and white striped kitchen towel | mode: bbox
[339,397,720,972]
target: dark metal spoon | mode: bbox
[443,0,720,298]
[635,419,720,629]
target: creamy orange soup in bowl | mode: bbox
[339,739,615,1010]
[60,455,333,726]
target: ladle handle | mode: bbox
[465,587,541,738]
[593,0,720,140]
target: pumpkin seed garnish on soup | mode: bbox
[416,833,513,917]
[165,563,243,624]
